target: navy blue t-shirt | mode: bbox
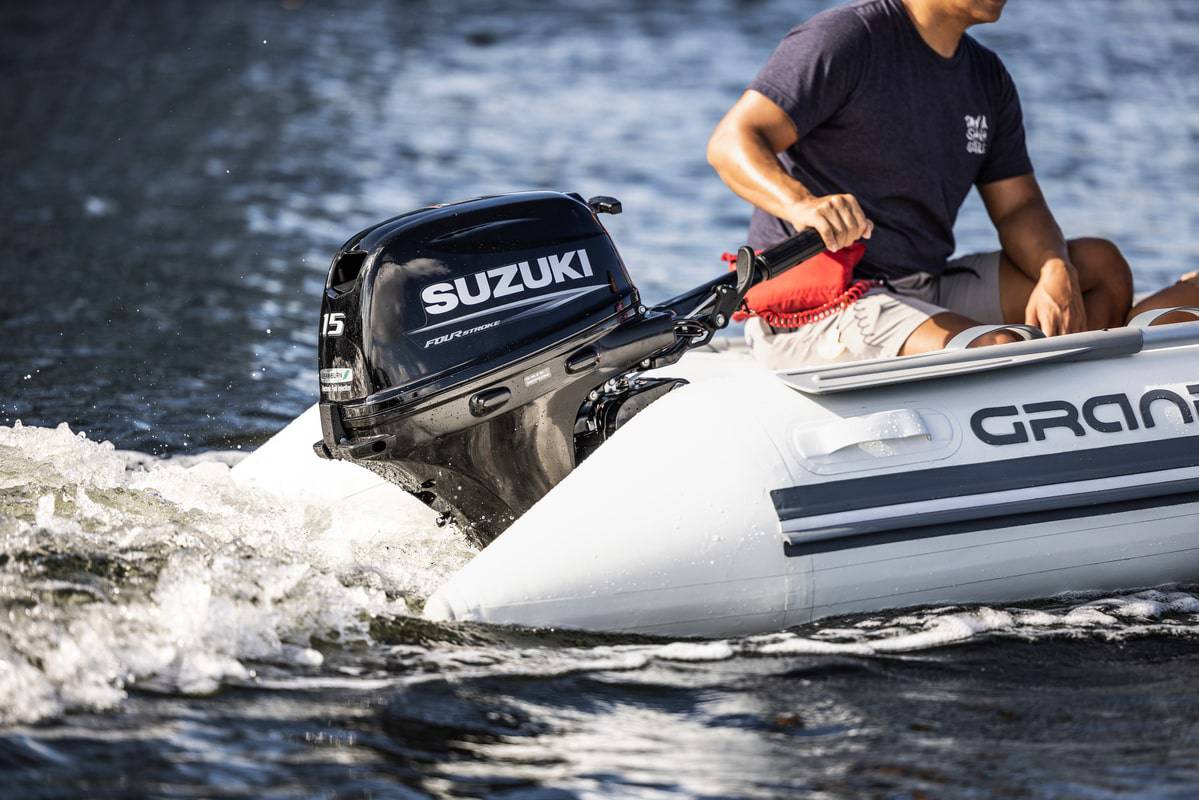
[746,0,1033,278]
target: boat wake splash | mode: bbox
[1,421,1196,727]
[0,421,472,726]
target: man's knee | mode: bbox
[968,330,1024,348]
[1067,237,1133,305]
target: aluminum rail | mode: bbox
[781,313,1199,396]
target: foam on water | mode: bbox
[369,592,1199,698]
[3,421,1198,731]
[745,592,1199,657]
[0,421,472,726]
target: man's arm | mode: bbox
[978,174,1086,336]
[706,90,872,251]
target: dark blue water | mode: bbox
[2,1,1198,797]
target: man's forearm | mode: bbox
[985,182,1087,335]
[706,109,873,251]
[707,124,814,221]
[993,197,1071,280]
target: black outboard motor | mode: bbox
[315,191,823,547]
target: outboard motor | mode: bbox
[315,191,823,547]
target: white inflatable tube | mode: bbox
[425,322,1199,636]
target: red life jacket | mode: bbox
[725,242,877,329]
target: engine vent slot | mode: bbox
[329,251,367,293]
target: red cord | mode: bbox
[748,279,880,329]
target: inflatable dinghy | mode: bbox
[256,191,1199,637]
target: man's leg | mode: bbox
[998,237,1133,329]
[899,311,1022,355]
[899,237,1133,356]
[1069,238,1135,328]
[1127,271,1199,325]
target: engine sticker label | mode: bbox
[523,367,551,388]
[424,319,502,349]
[319,368,353,385]
[419,248,595,318]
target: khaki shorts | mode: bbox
[745,251,1006,369]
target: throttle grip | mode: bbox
[756,228,827,281]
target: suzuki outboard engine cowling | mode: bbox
[315,191,679,546]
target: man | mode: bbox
[707,0,1192,366]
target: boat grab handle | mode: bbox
[1128,306,1199,328]
[945,324,1045,350]
[794,408,929,458]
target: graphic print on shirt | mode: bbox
[965,114,989,155]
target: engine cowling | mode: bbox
[316,191,673,546]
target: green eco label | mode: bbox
[319,368,353,385]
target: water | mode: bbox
[1,0,1198,796]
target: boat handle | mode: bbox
[945,324,1045,350]
[794,408,929,458]
[1128,306,1199,328]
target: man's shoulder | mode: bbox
[962,33,1002,64]
[780,0,905,58]
[962,34,1015,85]
[785,0,883,44]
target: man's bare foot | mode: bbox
[1127,270,1199,325]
